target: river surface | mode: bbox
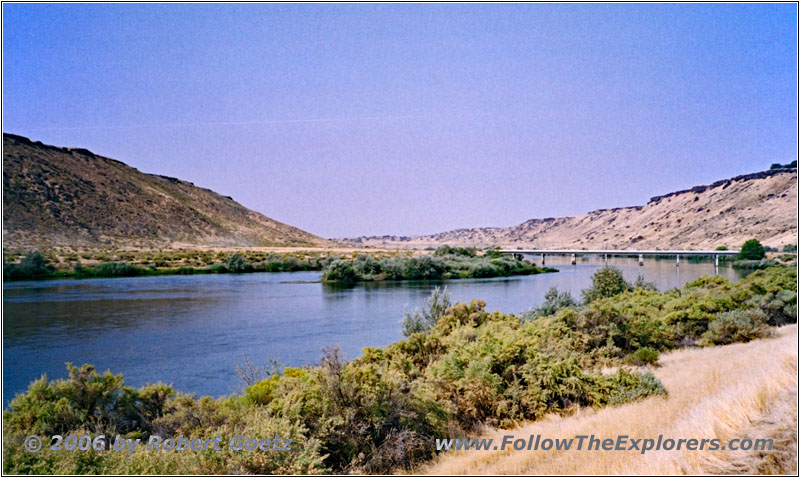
[3,257,747,403]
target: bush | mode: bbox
[524,286,577,320]
[402,287,451,336]
[434,245,476,257]
[701,310,772,345]
[322,260,359,285]
[582,266,632,303]
[783,244,797,253]
[738,239,766,260]
[225,253,253,273]
[93,262,142,277]
[3,251,51,280]
[747,290,797,326]
[624,347,660,367]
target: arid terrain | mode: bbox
[2,133,330,250]
[422,324,798,475]
[345,169,797,251]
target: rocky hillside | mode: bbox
[3,133,329,249]
[344,169,798,250]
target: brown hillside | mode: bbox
[344,169,798,250]
[2,133,329,249]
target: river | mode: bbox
[3,256,747,404]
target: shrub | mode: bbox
[624,347,660,366]
[3,251,51,280]
[783,244,797,253]
[524,286,577,320]
[225,253,253,273]
[322,260,359,285]
[701,309,772,345]
[434,245,476,257]
[94,262,142,277]
[402,287,451,336]
[738,239,766,260]
[582,266,632,303]
[747,290,797,326]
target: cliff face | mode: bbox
[344,169,798,250]
[3,133,330,249]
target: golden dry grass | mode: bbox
[421,325,798,475]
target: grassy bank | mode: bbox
[3,246,553,283]
[2,249,414,282]
[3,265,795,474]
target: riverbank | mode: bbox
[3,265,795,474]
[421,323,797,474]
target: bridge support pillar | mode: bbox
[570,253,576,265]
[676,254,680,267]
[715,255,719,267]
[638,254,644,266]
[604,254,608,265]
[541,253,545,266]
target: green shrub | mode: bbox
[701,309,772,345]
[524,286,577,320]
[93,262,142,277]
[322,260,359,285]
[624,347,660,367]
[402,287,451,336]
[225,253,253,273]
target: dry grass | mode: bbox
[421,325,798,475]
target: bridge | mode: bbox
[498,249,740,267]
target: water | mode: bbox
[3,257,746,403]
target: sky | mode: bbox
[2,3,797,238]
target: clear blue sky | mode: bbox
[3,3,797,238]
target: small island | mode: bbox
[322,246,557,284]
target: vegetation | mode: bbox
[1,249,387,282]
[424,325,798,475]
[581,266,632,303]
[322,252,555,284]
[737,239,766,260]
[3,251,52,280]
[769,160,797,169]
[4,265,795,474]
[523,286,578,320]
[401,286,452,336]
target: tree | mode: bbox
[582,266,632,303]
[738,239,766,261]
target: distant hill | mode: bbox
[3,133,329,249]
[343,169,798,250]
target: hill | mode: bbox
[2,133,329,249]
[344,169,798,250]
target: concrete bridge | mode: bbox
[498,249,740,267]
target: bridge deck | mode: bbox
[499,249,740,256]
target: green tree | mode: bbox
[738,239,766,260]
[19,251,49,277]
[582,266,632,303]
